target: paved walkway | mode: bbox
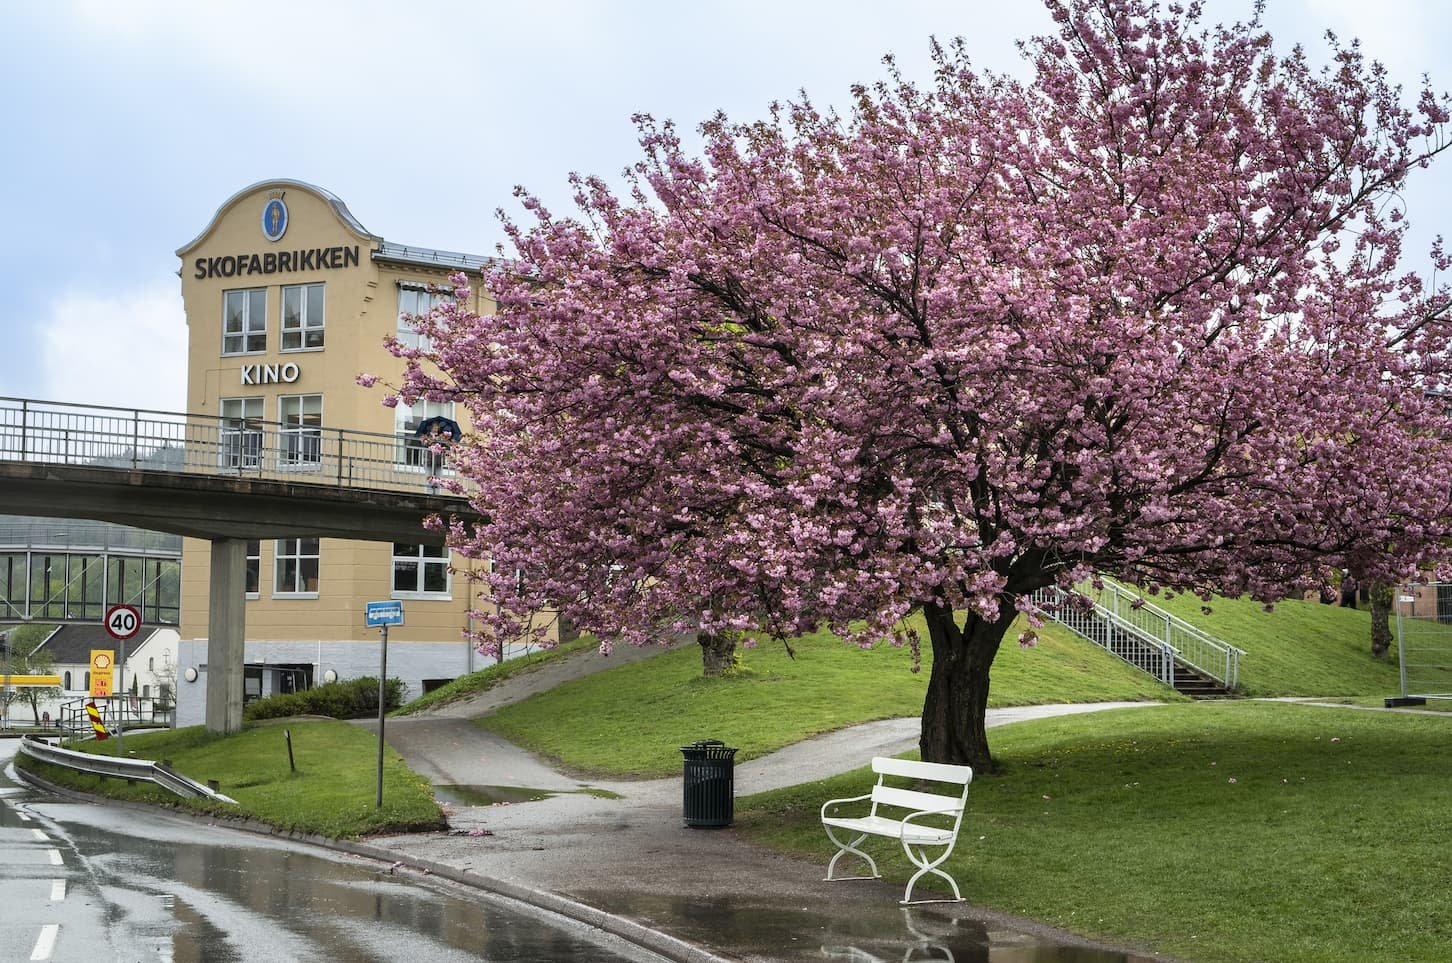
[361,645,1165,962]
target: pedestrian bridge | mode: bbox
[0,396,479,541]
[0,396,484,735]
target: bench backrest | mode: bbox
[869,756,973,820]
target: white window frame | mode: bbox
[281,282,326,351]
[279,394,323,469]
[222,288,267,355]
[397,283,451,351]
[273,538,319,598]
[220,397,264,470]
[391,542,451,599]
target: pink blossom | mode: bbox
[404,0,1452,771]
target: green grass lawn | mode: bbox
[482,615,1178,778]
[16,720,442,837]
[738,700,1452,963]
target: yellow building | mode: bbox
[174,179,492,723]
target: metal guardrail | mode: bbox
[17,735,238,804]
[1032,580,1244,690]
[0,396,449,494]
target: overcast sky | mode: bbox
[2,0,1447,414]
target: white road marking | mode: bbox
[50,879,65,902]
[31,828,47,841]
[17,812,31,821]
[30,923,58,960]
[47,849,62,866]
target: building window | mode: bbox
[64,670,72,690]
[397,284,451,351]
[393,543,449,596]
[281,283,325,350]
[279,394,322,468]
[84,671,91,692]
[394,399,455,470]
[223,288,267,355]
[141,559,181,624]
[274,538,319,596]
[220,397,264,469]
[245,540,260,597]
[0,553,25,619]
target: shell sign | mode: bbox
[89,650,115,698]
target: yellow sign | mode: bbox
[0,675,61,687]
[90,650,114,698]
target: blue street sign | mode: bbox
[365,600,404,627]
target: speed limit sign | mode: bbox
[104,604,141,641]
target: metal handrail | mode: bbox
[1091,580,1244,689]
[1033,586,1179,685]
[1032,580,1243,690]
[17,735,237,803]
[0,395,458,496]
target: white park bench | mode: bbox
[820,756,974,904]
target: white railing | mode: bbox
[1033,586,1178,686]
[18,735,237,803]
[1091,580,1243,689]
[0,396,451,495]
[1033,579,1244,690]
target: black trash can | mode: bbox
[680,739,737,828]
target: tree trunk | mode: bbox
[1368,579,1394,658]
[918,601,1017,773]
[698,631,737,677]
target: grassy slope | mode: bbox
[394,635,599,716]
[482,615,1178,778]
[1131,591,1396,696]
[17,720,442,837]
[738,701,1452,963]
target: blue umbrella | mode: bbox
[414,415,462,443]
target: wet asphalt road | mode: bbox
[0,741,668,963]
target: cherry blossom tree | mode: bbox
[391,0,1452,771]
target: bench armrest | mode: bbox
[899,807,963,840]
[820,793,872,820]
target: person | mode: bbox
[1340,571,1358,608]
[424,424,454,493]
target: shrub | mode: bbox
[243,676,405,722]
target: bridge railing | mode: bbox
[0,396,451,494]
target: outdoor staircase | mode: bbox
[1031,581,1243,698]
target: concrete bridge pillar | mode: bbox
[205,538,247,734]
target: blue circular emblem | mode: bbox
[261,198,288,242]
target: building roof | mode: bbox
[374,241,496,274]
[176,178,381,256]
[33,624,162,665]
[0,515,182,554]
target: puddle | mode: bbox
[576,892,1142,963]
[435,784,557,806]
[434,784,625,806]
